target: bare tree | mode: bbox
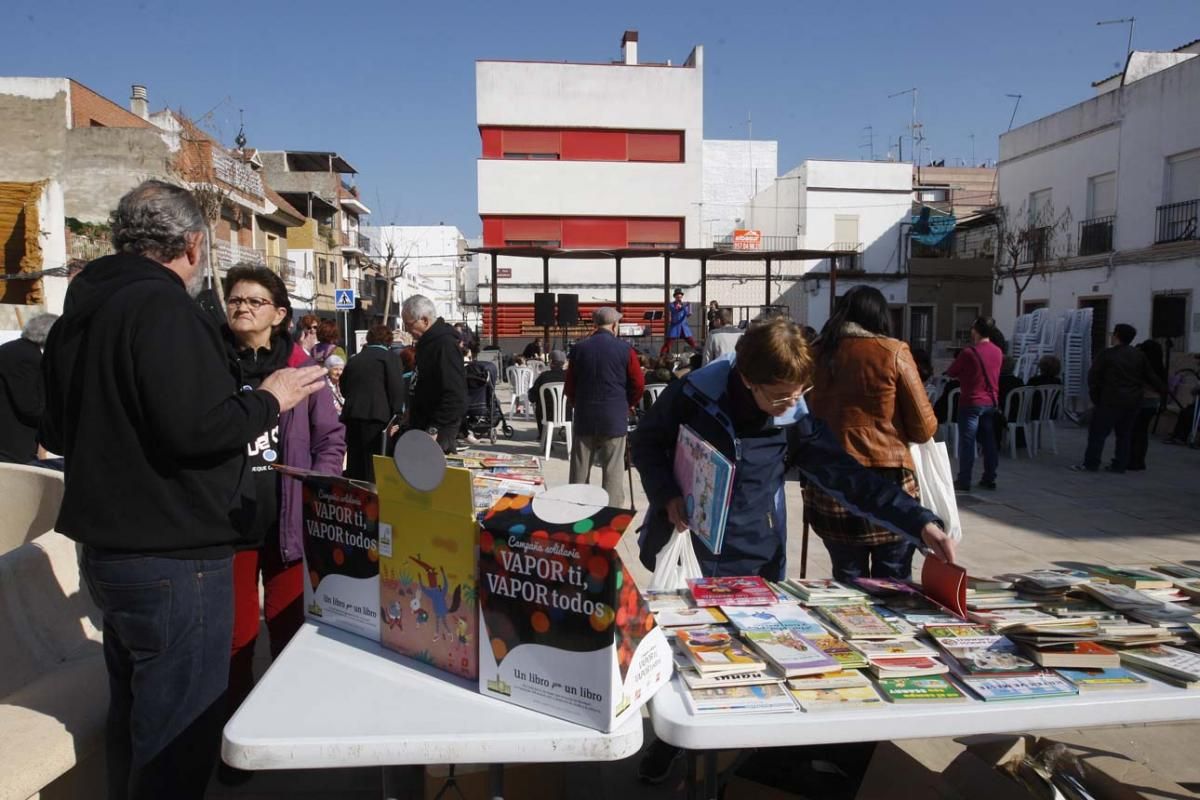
[993,201,1073,316]
[378,236,417,325]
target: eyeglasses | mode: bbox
[750,382,810,408]
[227,296,275,311]
[305,325,319,331]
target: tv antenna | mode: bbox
[1096,17,1136,63]
[860,125,875,161]
[1005,94,1023,132]
[888,88,923,166]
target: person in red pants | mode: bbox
[221,266,346,714]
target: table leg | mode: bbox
[488,763,504,800]
[685,749,697,800]
[381,764,424,800]
[703,751,718,800]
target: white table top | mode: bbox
[650,674,1200,751]
[222,623,643,770]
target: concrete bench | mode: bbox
[0,463,106,800]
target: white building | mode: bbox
[701,139,778,245]
[739,159,913,329]
[475,31,706,343]
[996,48,1200,357]
[364,224,470,322]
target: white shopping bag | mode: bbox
[648,529,704,593]
[909,439,963,542]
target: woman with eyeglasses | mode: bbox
[295,314,320,355]
[805,285,938,583]
[221,266,346,711]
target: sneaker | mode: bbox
[637,740,682,785]
[465,432,481,445]
[978,479,996,490]
[1069,464,1097,472]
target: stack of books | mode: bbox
[688,576,776,607]
[781,578,869,606]
[818,604,912,641]
[1119,645,1200,689]
[850,638,948,678]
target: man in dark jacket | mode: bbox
[566,307,644,506]
[340,324,406,481]
[1073,323,1167,473]
[0,313,56,463]
[40,181,327,799]
[402,294,467,453]
[529,349,568,438]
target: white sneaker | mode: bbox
[465,432,481,445]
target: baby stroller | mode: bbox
[461,361,514,444]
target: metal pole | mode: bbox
[490,253,498,347]
[829,256,839,317]
[615,255,622,312]
[699,257,708,339]
[764,257,772,309]
[542,255,550,354]
[663,253,672,353]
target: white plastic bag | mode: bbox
[648,529,703,593]
[909,439,963,543]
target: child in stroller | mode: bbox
[461,361,514,444]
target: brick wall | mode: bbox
[69,81,154,130]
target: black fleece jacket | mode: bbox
[41,253,280,557]
[408,318,467,432]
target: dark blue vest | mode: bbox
[571,329,634,437]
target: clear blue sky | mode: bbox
[4,0,1195,235]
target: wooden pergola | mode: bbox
[468,245,859,348]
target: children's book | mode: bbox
[960,673,1079,702]
[743,630,840,678]
[675,626,766,674]
[1022,640,1120,669]
[681,681,796,715]
[786,670,871,690]
[673,424,734,555]
[784,578,870,605]
[867,656,949,678]
[790,684,885,712]
[1056,667,1149,691]
[1118,645,1200,683]
[688,576,775,607]
[926,625,1038,676]
[807,634,870,670]
[818,605,909,640]
[875,676,965,703]
[680,666,782,690]
[849,638,938,661]
[720,604,826,636]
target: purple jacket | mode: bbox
[278,344,346,562]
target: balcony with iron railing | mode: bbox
[1155,199,1198,244]
[266,255,296,287]
[358,232,371,254]
[827,242,864,253]
[1078,215,1115,256]
[1018,226,1051,264]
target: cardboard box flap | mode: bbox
[374,431,473,517]
[481,484,635,552]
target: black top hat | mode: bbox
[673,288,684,296]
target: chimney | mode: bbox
[130,85,149,120]
[621,30,639,65]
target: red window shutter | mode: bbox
[627,132,683,162]
[503,217,562,243]
[562,218,628,248]
[561,130,627,161]
[481,217,504,247]
[627,219,682,246]
[502,129,561,157]
[480,127,503,158]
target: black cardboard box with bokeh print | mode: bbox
[477,487,671,732]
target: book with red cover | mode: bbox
[1023,640,1120,668]
[921,557,968,619]
[688,576,776,607]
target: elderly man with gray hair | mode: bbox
[41,180,328,799]
[565,307,644,506]
[401,294,467,453]
[0,313,58,463]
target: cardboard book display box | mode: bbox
[277,465,380,642]
[374,432,479,680]
[478,484,672,732]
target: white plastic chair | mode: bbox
[1002,386,1037,458]
[538,382,572,460]
[937,387,960,457]
[1032,385,1062,454]
[506,366,535,418]
[642,383,668,413]
[528,359,548,377]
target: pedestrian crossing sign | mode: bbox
[335,288,356,310]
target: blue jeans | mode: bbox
[957,404,998,486]
[81,548,233,800]
[823,539,917,584]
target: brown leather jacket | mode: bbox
[808,325,938,471]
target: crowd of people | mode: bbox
[0,178,1189,797]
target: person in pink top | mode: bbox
[945,317,1003,491]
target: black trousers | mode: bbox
[1083,404,1137,471]
[1128,405,1157,470]
[344,418,386,482]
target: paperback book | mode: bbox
[1021,640,1120,669]
[818,604,910,640]
[1056,667,1149,691]
[960,673,1079,702]
[673,424,734,555]
[653,606,729,628]
[790,684,885,712]
[679,666,781,690]
[785,578,870,605]
[681,681,796,715]
[675,626,766,674]
[1118,644,1200,683]
[807,634,870,670]
[876,675,965,703]
[786,670,871,690]
[1084,564,1173,590]
[742,629,840,677]
[688,576,776,607]
[867,656,949,678]
[721,603,826,636]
